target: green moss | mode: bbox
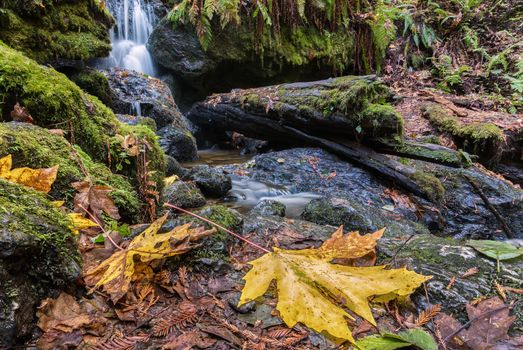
[0,123,141,221]
[410,171,446,202]
[69,68,113,106]
[0,178,78,264]
[359,104,404,138]
[0,44,165,193]
[0,0,113,62]
[137,117,157,132]
[422,103,504,158]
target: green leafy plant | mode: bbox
[355,329,438,350]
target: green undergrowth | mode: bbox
[0,43,165,193]
[69,68,113,106]
[0,0,113,62]
[422,103,503,158]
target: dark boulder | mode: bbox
[184,165,232,198]
[0,179,80,347]
[157,125,197,162]
[165,155,189,177]
[103,68,190,130]
[162,181,206,209]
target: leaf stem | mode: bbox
[164,202,271,254]
[78,205,124,251]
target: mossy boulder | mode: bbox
[69,68,113,106]
[0,0,113,63]
[0,178,80,346]
[378,234,523,326]
[148,18,357,95]
[422,103,504,161]
[162,181,206,209]
[0,123,141,221]
[0,43,165,192]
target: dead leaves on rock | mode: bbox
[84,214,215,302]
[239,226,431,342]
[0,154,58,193]
[435,297,520,350]
[72,180,121,221]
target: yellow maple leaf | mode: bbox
[84,214,214,302]
[239,227,431,342]
[67,213,98,235]
[0,154,58,193]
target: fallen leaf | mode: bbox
[68,213,98,235]
[0,154,58,193]
[10,102,33,123]
[239,227,430,342]
[122,134,139,156]
[164,175,180,186]
[84,214,214,302]
[72,180,120,220]
[355,329,437,350]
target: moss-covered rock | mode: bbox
[69,68,113,106]
[0,43,165,193]
[422,103,504,160]
[0,0,113,63]
[0,122,141,221]
[0,178,80,346]
[162,181,206,209]
[378,234,523,326]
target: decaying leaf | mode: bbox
[72,180,120,220]
[434,297,517,350]
[0,154,58,193]
[238,227,430,342]
[122,134,139,156]
[84,214,214,302]
[68,213,98,234]
[10,102,34,123]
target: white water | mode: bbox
[98,0,157,76]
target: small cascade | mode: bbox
[130,101,142,116]
[99,0,157,76]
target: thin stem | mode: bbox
[164,202,271,254]
[78,205,124,251]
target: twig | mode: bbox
[164,203,271,253]
[443,300,520,344]
[384,234,415,266]
[464,174,514,238]
[79,205,124,251]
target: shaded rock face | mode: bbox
[104,68,198,161]
[147,19,348,97]
[184,165,233,197]
[226,148,523,238]
[104,68,189,130]
[251,200,286,217]
[0,179,80,347]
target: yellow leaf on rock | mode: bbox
[68,213,98,234]
[239,227,431,343]
[51,200,65,208]
[164,175,180,186]
[84,214,214,302]
[0,154,58,193]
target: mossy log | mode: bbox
[189,75,403,142]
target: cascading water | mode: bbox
[98,0,157,76]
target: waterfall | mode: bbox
[98,0,157,76]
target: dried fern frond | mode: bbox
[94,334,150,350]
[152,301,199,336]
[415,304,441,326]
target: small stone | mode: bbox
[228,293,256,314]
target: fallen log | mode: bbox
[190,75,404,142]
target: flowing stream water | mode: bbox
[98,0,157,76]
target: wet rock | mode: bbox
[302,196,428,235]
[103,68,190,130]
[162,181,206,209]
[157,125,198,162]
[184,165,232,197]
[165,155,188,177]
[0,179,80,347]
[378,234,523,325]
[228,294,256,314]
[227,148,523,238]
[250,200,286,217]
